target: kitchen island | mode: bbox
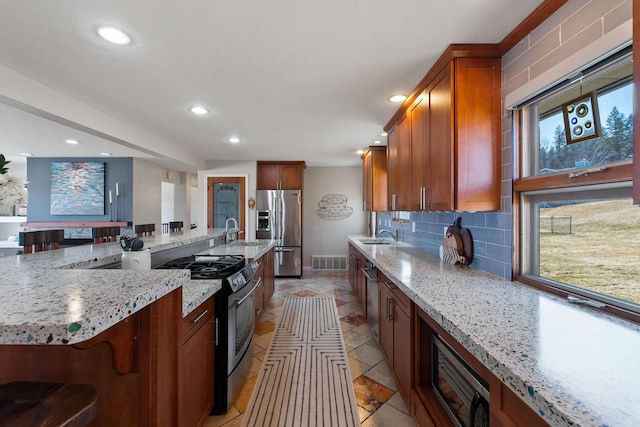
[348,235,640,427]
[0,229,275,426]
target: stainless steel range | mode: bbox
[155,251,260,414]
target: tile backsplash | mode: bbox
[377,211,513,280]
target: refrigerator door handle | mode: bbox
[274,248,296,252]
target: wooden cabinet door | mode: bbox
[265,248,275,301]
[395,113,411,211]
[386,125,398,210]
[386,114,410,211]
[428,64,454,211]
[378,283,392,362]
[363,152,372,212]
[257,163,280,190]
[362,147,389,212]
[180,314,214,427]
[279,164,304,189]
[393,302,412,404]
[454,57,501,211]
[410,91,429,211]
[257,162,305,190]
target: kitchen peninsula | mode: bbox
[348,236,640,427]
[0,229,275,426]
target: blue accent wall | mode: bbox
[26,157,134,223]
[377,210,513,280]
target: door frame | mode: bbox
[207,176,246,237]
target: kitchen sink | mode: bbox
[359,238,392,245]
[227,240,268,246]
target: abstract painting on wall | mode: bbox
[50,162,105,215]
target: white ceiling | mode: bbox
[0,0,545,171]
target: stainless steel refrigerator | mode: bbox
[256,190,302,277]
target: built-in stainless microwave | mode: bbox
[432,334,490,427]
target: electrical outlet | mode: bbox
[209,239,215,247]
[412,222,416,232]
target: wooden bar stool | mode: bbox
[18,230,65,254]
[91,226,121,244]
[169,221,183,232]
[134,223,155,237]
[0,381,98,427]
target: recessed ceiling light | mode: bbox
[373,140,382,144]
[20,152,33,157]
[388,95,407,103]
[190,106,209,115]
[65,139,81,145]
[100,152,112,156]
[356,149,365,155]
[381,132,388,137]
[96,26,132,45]
[228,137,240,144]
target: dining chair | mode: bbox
[134,223,155,237]
[18,229,65,254]
[169,221,183,232]
[91,226,121,244]
[0,381,98,427]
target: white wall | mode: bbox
[303,166,366,266]
[133,158,188,230]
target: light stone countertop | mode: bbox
[0,229,274,345]
[348,235,640,427]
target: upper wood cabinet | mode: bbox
[362,146,388,212]
[257,161,306,190]
[385,45,501,212]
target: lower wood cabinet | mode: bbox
[348,243,367,315]
[255,249,275,322]
[180,297,215,427]
[378,270,412,406]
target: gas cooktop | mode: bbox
[154,254,245,280]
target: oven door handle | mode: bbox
[235,277,262,307]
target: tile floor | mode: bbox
[205,269,416,427]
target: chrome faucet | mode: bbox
[225,217,239,242]
[378,228,398,242]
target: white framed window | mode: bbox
[514,48,639,320]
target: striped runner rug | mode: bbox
[241,297,360,427]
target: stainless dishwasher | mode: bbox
[362,259,379,342]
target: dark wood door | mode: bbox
[207,177,246,236]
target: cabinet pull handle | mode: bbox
[191,309,208,324]
[215,318,219,346]
[392,194,396,210]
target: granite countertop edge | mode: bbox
[347,235,638,427]
[0,231,278,345]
